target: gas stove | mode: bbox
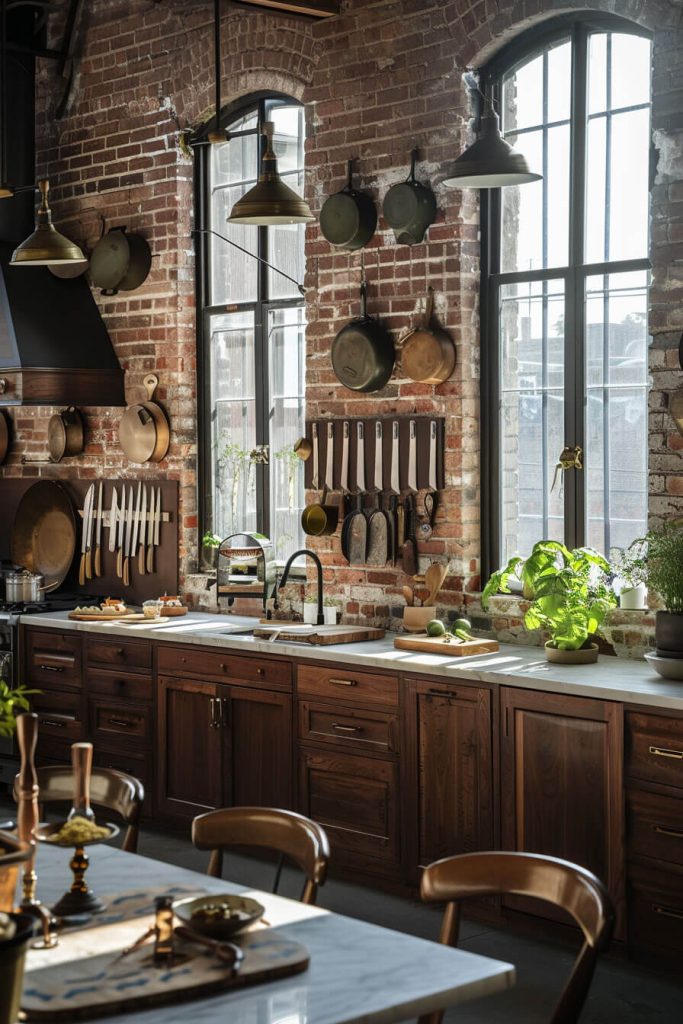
[0,593,105,623]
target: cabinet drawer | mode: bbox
[627,789,683,867]
[626,712,683,790]
[628,864,683,963]
[299,701,398,754]
[25,630,81,689]
[89,700,151,748]
[87,668,152,704]
[87,638,151,671]
[158,645,291,690]
[297,664,398,708]
[93,747,151,797]
[33,689,83,743]
[35,736,73,767]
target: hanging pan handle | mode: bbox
[406,148,418,183]
[345,159,354,192]
[424,286,435,328]
[143,373,159,401]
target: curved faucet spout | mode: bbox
[279,548,324,626]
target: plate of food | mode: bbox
[68,599,133,621]
[173,893,265,939]
[34,817,120,847]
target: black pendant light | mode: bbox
[10,178,87,266]
[444,88,542,189]
[228,120,315,225]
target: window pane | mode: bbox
[269,307,306,561]
[585,271,649,553]
[209,130,258,305]
[499,280,565,560]
[267,106,306,300]
[610,33,651,110]
[210,310,257,540]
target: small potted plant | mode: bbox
[323,597,342,625]
[201,531,222,570]
[303,594,318,625]
[643,521,683,659]
[482,541,616,665]
[0,680,35,740]
[610,540,648,610]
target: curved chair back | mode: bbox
[14,766,144,853]
[420,851,615,1024]
[192,806,330,905]
[0,830,31,912]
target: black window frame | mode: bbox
[195,92,306,548]
[480,12,653,580]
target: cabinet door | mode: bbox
[501,687,623,926]
[157,677,223,819]
[223,686,293,811]
[415,681,493,868]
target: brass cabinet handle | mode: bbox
[38,664,65,672]
[649,745,683,760]
[41,718,67,728]
[256,668,265,676]
[332,723,361,733]
[328,678,357,687]
[209,697,217,728]
[108,717,134,729]
[653,903,683,922]
[653,824,683,839]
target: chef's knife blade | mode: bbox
[325,422,334,491]
[356,421,365,492]
[311,423,319,489]
[146,487,155,574]
[340,421,349,494]
[138,485,147,575]
[407,419,417,493]
[108,487,118,553]
[85,484,96,580]
[130,481,142,572]
[116,486,126,578]
[123,484,134,586]
[374,421,383,492]
[94,482,103,578]
[389,421,399,494]
[78,484,95,587]
[154,486,161,550]
[428,419,437,491]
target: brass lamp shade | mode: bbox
[228,122,315,226]
[10,178,87,266]
[444,101,542,189]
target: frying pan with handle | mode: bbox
[331,279,395,393]
[118,373,170,464]
[320,161,376,251]
[11,481,77,591]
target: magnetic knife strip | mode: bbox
[303,417,445,494]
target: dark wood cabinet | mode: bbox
[157,676,223,819]
[225,685,293,810]
[501,687,624,930]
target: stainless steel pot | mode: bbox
[5,571,45,603]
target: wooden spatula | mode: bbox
[425,562,448,606]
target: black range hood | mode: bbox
[0,7,125,408]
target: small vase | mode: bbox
[619,584,647,610]
[655,610,683,659]
[323,606,339,625]
[303,603,318,625]
[545,641,599,665]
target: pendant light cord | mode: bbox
[193,227,305,295]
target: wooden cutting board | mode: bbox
[22,927,308,1021]
[67,612,138,622]
[394,633,499,656]
[253,624,384,645]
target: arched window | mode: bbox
[480,15,652,573]
[196,95,306,561]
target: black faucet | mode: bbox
[279,549,324,625]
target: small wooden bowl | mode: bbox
[173,894,264,939]
[402,606,437,633]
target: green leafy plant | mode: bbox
[482,541,616,651]
[0,680,39,738]
[643,521,683,613]
[610,539,648,590]
[202,531,222,549]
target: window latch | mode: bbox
[551,444,583,494]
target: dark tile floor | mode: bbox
[4,798,682,1021]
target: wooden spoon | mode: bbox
[424,562,448,606]
[414,587,431,607]
[402,585,415,607]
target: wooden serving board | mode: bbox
[67,612,138,622]
[394,633,499,656]
[253,624,385,645]
[22,927,308,1021]
[160,605,188,616]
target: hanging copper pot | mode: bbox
[118,373,170,464]
[47,407,84,462]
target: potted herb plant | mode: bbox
[610,540,648,610]
[201,531,222,570]
[482,541,616,665]
[303,594,318,625]
[323,597,342,625]
[643,521,683,659]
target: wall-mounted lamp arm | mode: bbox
[193,227,305,297]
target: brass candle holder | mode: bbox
[33,820,119,918]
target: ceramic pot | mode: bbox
[303,603,318,625]
[619,584,647,610]
[545,641,599,665]
[403,606,437,633]
[323,606,339,625]
[0,913,35,1024]
[655,611,683,659]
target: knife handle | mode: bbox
[78,553,86,588]
[123,557,130,587]
[138,545,145,575]
[85,549,92,580]
[116,548,123,578]
[146,544,154,574]
[94,545,101,578]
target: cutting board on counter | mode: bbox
[253,624,384,645]
[394,633,499,656]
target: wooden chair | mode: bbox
[419,851,615,1024]
[192,807,330,905]
[14,766,144,853]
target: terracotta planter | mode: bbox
[655,611,683,659]
[0,912,35,1024]
[545,642,599,665]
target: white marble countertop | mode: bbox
[20,609,683,711]
[28,843,514,1024]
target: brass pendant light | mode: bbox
[443,89,542,189]
[228,121,315,225]
[10,178,87,266]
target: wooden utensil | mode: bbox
[424,562,448,606]
[402,585,414,606]
[414,586,430,607]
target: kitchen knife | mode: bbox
[389,421,399,494]
[108,487,119,554]
[154,486,161,549]
[146,486,155,574]
[122,484,134,587]
[138,484,147,575]
[94,482,103,578]
[130,481,142,579]
[85,484,96,580]
[407,419,417,493]
[356,421,365,492]
[374,421,383,492]
[78,484,95,587]
[340,421,350,494]
[312,423,319,489]
[428,419,437,491]
[116,485,126,578]
[325,422,334,491]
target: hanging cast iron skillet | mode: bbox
[383,149,437,246]
[90,228,152,295]
[331,280,395,393]
[320,161,377,251]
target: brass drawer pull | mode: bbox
[107,717,135,729]
[332,723,361,733]
[653,824,683,839]
[38,664,65,673]
[653,903,683,922]
[649,745,683,760]
[328,678,357,687]
[209,697,217,728]
[41,718,67,728]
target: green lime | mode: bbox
[426,619,446,637]
[452,617,472,632]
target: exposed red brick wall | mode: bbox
[1,0,679,629]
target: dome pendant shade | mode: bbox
[228,122,315,226]
[443,102,542,189]
[11,178,87,266]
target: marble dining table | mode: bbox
[25,842,515,1024]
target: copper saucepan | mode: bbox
[48,407,85,462]
[400,286,456,384]
[118,373,170,464]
